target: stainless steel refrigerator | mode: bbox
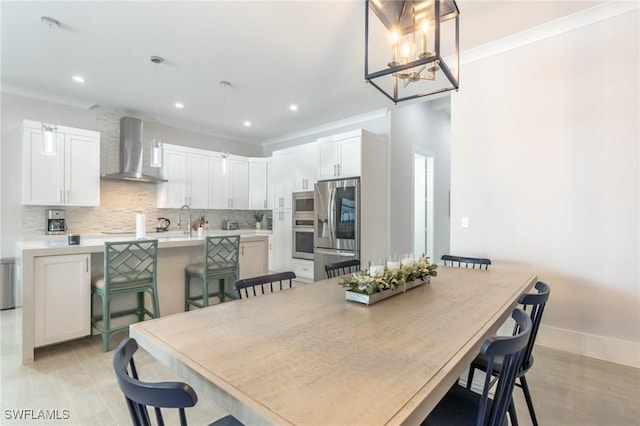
[313,178,360,281]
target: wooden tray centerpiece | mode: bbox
[340,255,437,305]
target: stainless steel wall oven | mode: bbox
[292,191,314,260]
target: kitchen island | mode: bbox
[16,230,270,364]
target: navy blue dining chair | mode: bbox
[466,281,551,426]
[441,254,491,269]
[113,338,243,426]
[422,308,532,426]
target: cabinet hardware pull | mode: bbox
[241,245,244,256]
[337,164,341,176]
[333,164,337,176]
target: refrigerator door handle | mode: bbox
[328,186,336,244]
[314,248,356,257]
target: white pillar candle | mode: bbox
[136,213,146,239]
[387,261,401,270]
[401,258,415,267]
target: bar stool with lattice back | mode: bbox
[185,235,240,310]
[91,239,160,352]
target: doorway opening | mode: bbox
[413,152,434,259]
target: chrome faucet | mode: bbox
[178,204,192,237]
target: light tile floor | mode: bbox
[1,307,638,426]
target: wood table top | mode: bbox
[130,267,536,426]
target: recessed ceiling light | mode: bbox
[289,104,298,111]
[72,75,85,83]
[175,102,184,109]
[243,121,251,127]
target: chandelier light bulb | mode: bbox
[421,19,429,57]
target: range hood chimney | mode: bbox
[101,116,167,183]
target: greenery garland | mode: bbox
[339,255,437,295]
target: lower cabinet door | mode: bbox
[239,240,268,280]
[34,254,90,347]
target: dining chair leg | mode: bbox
[201,278,210,307]
[508,397,519,426]
[466,366,475,390]
[185,275,191,311]
[137,292,145,321]
[519,375,538,426]
[219,278,226,303]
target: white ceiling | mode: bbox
[1,1,605,145]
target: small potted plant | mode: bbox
[253,211,264,229]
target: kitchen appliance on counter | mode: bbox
[313,178,360,281]
[222,220,239,230]
[46,209,67,235]
[156,217,171,232]
[293,191,315,260]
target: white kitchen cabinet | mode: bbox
[22,120,100,206]
[157,145,187,208]
[270,209,292,272]
[187,152,210,208]
[290,143,318,192]
[291,258,314,281]
[269,152,293,209]
[210,156,249,209]
[34,254,91,347]
[317,132,362,180]
[249,158,269,210]
[239,239,269,279]
[157,145,210,209]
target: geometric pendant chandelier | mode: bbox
[365,0,460,103]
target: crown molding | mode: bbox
[261,108,390,146]
[1,85,96,110]
[461,0,639,65]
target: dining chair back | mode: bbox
[185,235,240,310]
[441,255,491,269]
[423,308,532,426]
[113,338,243,426]
[91,239,160,351]
[466,281,550,426]
[325,259,361,278]
[234,271,296,299]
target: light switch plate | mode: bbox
[461,217,470,228]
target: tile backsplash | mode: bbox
[22,181,264,234]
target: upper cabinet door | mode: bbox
[317,141,339,180]
[157,147,188,208]
[229,159,249,209]
[292,144,318,191]
[249,158,268,210]
[316,133,362,180]
[336,136,361,179]
[22,121,100,206]
[65,132,100,206]
[22,127,65,205]
[209,156,230,209]
[187,153,209,209]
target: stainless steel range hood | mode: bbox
[101,116,167,183]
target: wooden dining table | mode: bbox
[130,266,536,426]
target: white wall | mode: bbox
[451,9,639,367]
[390,100,451,261]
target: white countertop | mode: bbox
[16,229,271,256]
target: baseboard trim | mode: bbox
[537,325,640,368]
